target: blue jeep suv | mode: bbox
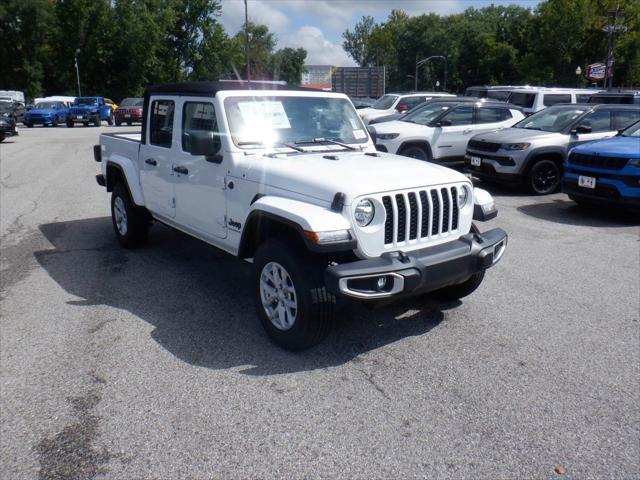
[563,120,640,211]
[67,97,114,127]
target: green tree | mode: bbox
[234,22,276,79]
[271,48,307,86]
[342,16,376,67]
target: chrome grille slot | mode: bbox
[382,186,461,246]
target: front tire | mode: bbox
[527,159,561,195]
[110,183,150,248]
[254,239,335,350]
[431,224,485,301]
[26,123,33,128]
[400,145,432,162]
[93,115,100,127]
[107,113,114,126]
[66,119,74,128]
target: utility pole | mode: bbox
[74,49,81,97]
[603,4,627,89]
[415,55,447,91]
[244,0,250,81]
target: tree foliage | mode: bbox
[343,0,639,91]
[0,0,306,100]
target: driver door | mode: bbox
[431,106,475,161]
[172,99,227,240]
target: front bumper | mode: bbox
[325,228,507,300]
[68,112,97,122]
[563,177,640,209]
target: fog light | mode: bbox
[377,276,387,290]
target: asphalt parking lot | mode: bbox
[1,125,639,479]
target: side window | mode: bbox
[441,106,474,126]
[182,101,220,153]
[578,110,611,132]
[576,94,591,103]
[149,100,175,148]
[476,107,512,124]
[402,96,425,109]
[98,98,105,106]
[543,94,571,107]
[612,110,640,130]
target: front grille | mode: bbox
[382,187,460,245]
[569,152,629,170]
[468,139,502,153]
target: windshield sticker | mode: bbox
[237,101,291,129]
[353,129,366,139]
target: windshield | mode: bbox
[513,106,586,132]
[74,98,98,106]
[401,103,452,125]
[35,102,60,109]
[0,102,13,113]
[120,98,143,107]
[224,96,368,149]
[371,94,398,110]
[621,121,640,137]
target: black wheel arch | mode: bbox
[105,162,139,207]
[398,140,433,158]
[522,148,565,176]
[238,210,356,259]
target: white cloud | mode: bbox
[281,26,356,66]
[219,0,290,36]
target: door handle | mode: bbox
[145,158,157,166]
[463,129,473,134]
[173,166,189,175]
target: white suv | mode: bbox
[507,87,603,115]
[358,92,455,124]
[95,81,507,350]
[372,100,524,166]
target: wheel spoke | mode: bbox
[259,261,298,331]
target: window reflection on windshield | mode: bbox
[514,106,585,132]
[371,94,398,110]
[75,98,98,106]
[622,122,640,137]
[401,104,451,125]
[225,96,368,149]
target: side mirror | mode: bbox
[397,103,409,112]
[573,125,592,134]
[435,120,452,127]
[367,125,377,143]
[189,131,222,162]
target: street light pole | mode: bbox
[575,66,582,87]
[244,0,250,81]
[415,55,447,91]
[74,49,81,97]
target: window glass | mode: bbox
[440,106,473,125]
[576,94,591,103]
[400,96,426,109]
[508,92,536,108]
[486,90,511,101]
[372,94,398,110]
[612,110,640,130]
[476,107,512,123]
[513,106,586,132]
[401,103,451,125]
[578,110,611,132]
[182,102,220,153]
[149,100,175,147]
[543,94,571,107]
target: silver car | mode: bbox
[464,104,640,194]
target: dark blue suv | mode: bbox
[563,121,640,211]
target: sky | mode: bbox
[219,0,542,66]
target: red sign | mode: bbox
[586,62,608,81]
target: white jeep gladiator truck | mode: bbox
[95,81,507,350]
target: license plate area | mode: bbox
[578,175,596,189]
[470,156,482,167]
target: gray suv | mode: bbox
[464,104,640,194]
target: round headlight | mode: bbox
[354,199,375,227]
[457,186,470,208]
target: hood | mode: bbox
[572,136,640,158]
[71,105,98,112]
[373,120,431,137]
[242,150,469,205]
[472,127,563,143]
[27,108,60,115]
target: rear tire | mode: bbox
[110,183,150,248]
[107,113,114,126]
[115,119,122,126]
[254,239,335,351]
[527,159,561,195]
[400,145,432,162]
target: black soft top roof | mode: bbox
[144,80,317,97]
